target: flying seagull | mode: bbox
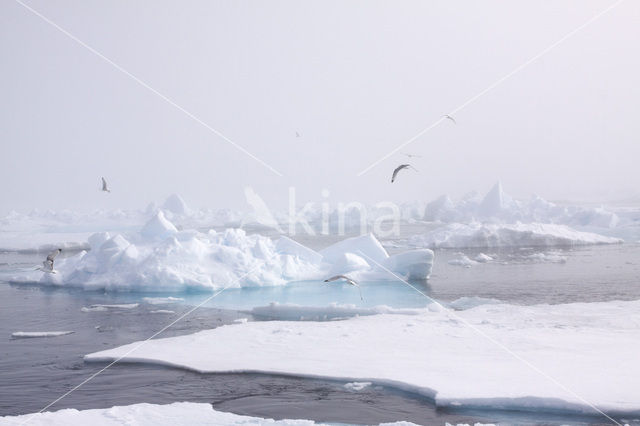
[444,114,456,124]
[296,131,300,138]
[37,248,61,273]
[101,177,111,193]
[324,275,364,301]
[402,152,422,158]
[391,164,417,183]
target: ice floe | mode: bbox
[344,381,372,391]
[0,401,422,426]
[85,299,640,417]
[410,222,622,249]
[7,214,433,292]
[143,296,184,305]
[81,304,139,312]
[11,331,74,338]
[447,254,478,267]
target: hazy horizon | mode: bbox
[2,0,639,215]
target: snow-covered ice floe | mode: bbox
[410,222,622,249]
[11,331,74,338]
[85,299,640,417]
[7,212,433,292]
[0,401,424,426]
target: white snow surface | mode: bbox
[0,401,423,426]
[85,299,640,416]
[6,214,433,292]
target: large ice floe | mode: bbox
[8,212,433,292]
[85,299,640,418]
[409,222,621,249]
[0,402,424,426]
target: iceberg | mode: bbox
[85,299,640,418]
[9,215,433,292]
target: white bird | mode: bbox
[444,114,456,124]
[402,152,422,158]
[296,131,301,138]
[324,275,364,301]
[391,164,417,183]
[37,248,61,273]
[101,177,111,193]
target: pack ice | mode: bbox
[412,182,625,248]
[12,212,433,292]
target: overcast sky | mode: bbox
[1,0,638,214]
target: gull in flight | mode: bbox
[444,114,456,124]
[101,177,111,193]
[402,152,422,158]
[296,131,301,138]
[324,275,364,301]
[36,248,61,273]
[391,164,418,183]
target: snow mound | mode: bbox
[410,222,622,248]
[13,216,433,292]
[140,211,178,240]
[85,300,640,417]
[0,401,422,426]
[162,194,191,215]
[320,234,388,264]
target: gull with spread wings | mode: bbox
[324,275,364,301]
